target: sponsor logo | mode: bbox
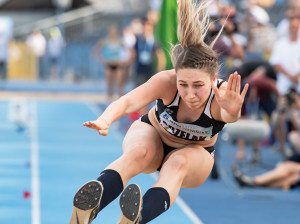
[159,111,213,141]
[98,172,105,178]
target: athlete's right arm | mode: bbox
[83,70,176,135]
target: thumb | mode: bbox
[212,84,220,99]
[98,129,109,136]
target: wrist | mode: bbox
[96,116,111,128]
[222,108,240,123]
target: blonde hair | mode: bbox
[171,0,221,77]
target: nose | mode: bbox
[187,87,196,99]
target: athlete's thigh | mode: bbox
[122,120,164,172]
[164,146,214,188]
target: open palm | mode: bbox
[212,72,248,116]
[83,119,110,136]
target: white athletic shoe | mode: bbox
[69,180,103,224]
[118,183,143,224]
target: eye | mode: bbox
[179,84,188,87]
[194,85,203,88]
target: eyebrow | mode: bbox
[178,80,204,83]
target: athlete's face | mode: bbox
[177,68,216,109]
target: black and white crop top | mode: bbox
[154,80,226,142]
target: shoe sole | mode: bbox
[69,180,103,224]
[118,183,142,224]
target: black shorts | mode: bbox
[284,154,300,188]
[139,114,215,171]
[286,154,300,163]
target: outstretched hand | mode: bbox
[83,119,109,136]
[212,72,248,117]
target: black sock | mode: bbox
[139,187,170,224]
[97,169,124,211]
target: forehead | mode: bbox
[176,68,211,81]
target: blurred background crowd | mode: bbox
[1,0,300,190]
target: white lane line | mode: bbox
[30,101,41,224]
[87,102,204,224]
[175,197,204,224]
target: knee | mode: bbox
[165,154,189,174]
[123,144,149,162]
[275,162,290,175]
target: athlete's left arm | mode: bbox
[212,72,248,123]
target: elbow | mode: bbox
[119,96,132,115]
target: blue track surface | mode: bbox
[0,99,299,224]
[0,100,195,224]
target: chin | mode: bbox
[188,102,201,109]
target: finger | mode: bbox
[231,72,237,92]
[240,83,249,99]
[236,74,241,93]
[227,74,233,91]
[84,121,95,127]
[83,121,91,126]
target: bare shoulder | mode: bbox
[153,69,176,83]
[148,69,177,102]
[149,70,177,91]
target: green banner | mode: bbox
[155,0,178,70]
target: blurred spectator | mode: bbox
[134,20,165,87]
[130,18,144,37]
[233,92,300,189]
[233,61,278,161]
[269,12,300,96]
[0,17,13,80]
[233,157,300,189]
[244,4,276,60]
[26,29,47,79]
[92,25,133,100]
[269,10,300,153]
[122,25,136,86]
[209,11,246,78]
[208,0,222,17]
[277,7,300,39]
[147,7,161,26]
[235,60,278,119]
[133,19,165,117]
[48,26,65,81]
